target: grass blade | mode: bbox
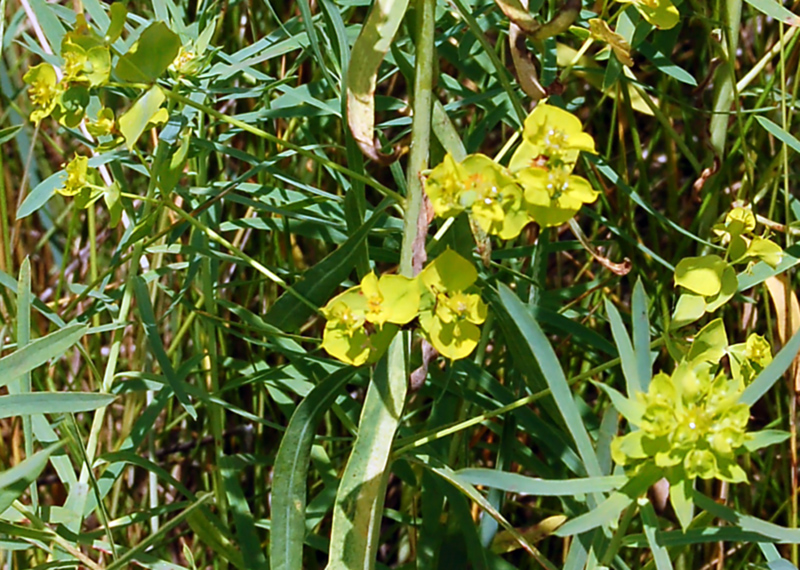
[495,283,603,479]
[0,393,115,419]
[605,297,642,397]
[271,367,354,570]
[0,323,88,387]
[327,338,407,569]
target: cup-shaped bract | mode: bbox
[418,249,487,360]
[509,104,596,173]
[517,166,598,227]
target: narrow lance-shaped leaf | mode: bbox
[326,338,407,569]
[0,323,88,389]
[271,368,354,570]
[346,0,408,164]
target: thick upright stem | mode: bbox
[400,0,435,278]
[325,0,435,567]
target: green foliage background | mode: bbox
[1,0,800,568]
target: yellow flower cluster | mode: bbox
[425,104,599,239]
[321,250,487,365]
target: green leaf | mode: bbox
[605,297,642,396]
[220,456,268,570]
[495,284,603,480]
[264,211,382,332]
[346,0,408,162]
[593,381,645,425]
[105,2,127,43]
[744,429,791,452]
[271,368,354,570]
[114,21,181,83]
[0,323,88,389]
[118,85,166,150]
[639,498,673,570]
[670,477,694,531]
[327,337,407,568]
[132,276,197,419]
[756,115,800,153]
[632,279,653,391]
[103,181,122,228]
[455,470,627,496]
[0,393,115,419]
[0,125,22,145]
[743,0,800,26]
[0,444,60,513]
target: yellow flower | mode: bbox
[320,272,420,366]
[517,166,598,227]
[418,249,487,360]
[458,154,533,240]
[23,63,62,124]
[424,153,468,218]
[509,104,596,172]
[59,155,90,197]
[616,0,679,30]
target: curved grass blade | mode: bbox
[346,0,408,163]
[327,338,407,569]
[554,466,661,537]
[424,457,560,570]
[271,367,354,570]
[495,284,603,479]
[455,470,627,496]
[693,491,800,543]
[133,276,196,419]
[0,323,87,390]
[0,444,60,513]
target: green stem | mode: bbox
[326,0,435,566]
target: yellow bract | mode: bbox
[59,155,91,197]
[424,104,598,237]
[509,103,596,172]
[320,272,420,366]
[319,251,488,365]
[616,0,679,30]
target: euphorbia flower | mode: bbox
[58,155,91,197]
[23,63,62,124]
[320,272,419,366]
[616,0,679,30]
[610,359,751,485]
[61,38,111,87]
[729,333,772,384]
[418,249,487,360]
[458,154,533,240]
[424,153,468,218]
[516,166,598,227]
[509,104,596,172]
[86,108,116,138]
